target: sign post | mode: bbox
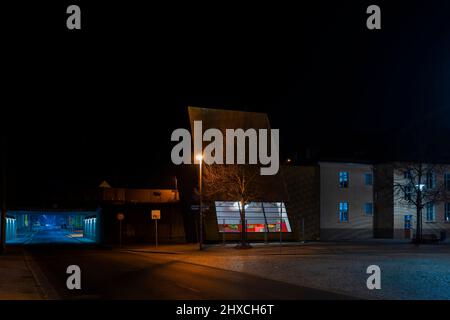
[151,210,161,247]
[117,213,125,248]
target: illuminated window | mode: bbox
[215,201,291,233]
[339,202,349,222]
[426,203,435,222]
[364,173,373,186]
[339,172,349,188]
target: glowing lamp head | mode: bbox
[196,154,203,162]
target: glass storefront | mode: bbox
[215,201,291,233]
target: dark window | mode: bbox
[404,170,412,179]
[426,203,435,222]
[404,185,413,200]
[364,202,373,215]
[445,173,450,191]
[364,173,373,186]
[445,203,450,222]
[426,172,436,189]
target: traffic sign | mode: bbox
[117,213,125,221]
[151,210,161,220]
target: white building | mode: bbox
[391,166,450,239]
[319,162,374,240]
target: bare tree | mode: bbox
[202,164,264,248]
[391,162,450,243]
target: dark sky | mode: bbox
[3,0,450,205]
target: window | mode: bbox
[364,202,373,215]
[404,170,412,179]
[339,171,349,188]
[215,201,292,233]
[426,203,435,222]
[445,203,450,222]
[404,215,413,230]
[445,173,450,191]
[404,185,413,200]
[426,171,436,189]
[364,173,373,186]
[339,202,349,222]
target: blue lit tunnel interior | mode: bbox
[5,210,98,244]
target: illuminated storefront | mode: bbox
[215,201,292,233]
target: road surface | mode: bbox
[25,245,351,300]
[24,227,82,245]
[8,226,84,245]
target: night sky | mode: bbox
[3,0,450,205]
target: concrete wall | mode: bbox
[319,162,374,240]
[373,164,394,238]
[101,203,186,244]
[283,165,320,240]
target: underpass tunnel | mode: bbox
[5,210,100,244]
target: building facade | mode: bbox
[184,107,298,243]
[374,164,450,240]
[319,162,374,240]
[98,186,185,244]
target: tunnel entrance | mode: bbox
[5,210,99,245]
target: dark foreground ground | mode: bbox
[4,235,450,300]
[23,244,351,300]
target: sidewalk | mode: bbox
[118,239,430,256]
[0,247,43,300]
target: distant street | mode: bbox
[25,245,350,300]
[22,226,82,245]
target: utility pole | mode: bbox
[0,136,7,254]
[196,154,203,250]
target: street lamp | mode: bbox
[196,154,203,250]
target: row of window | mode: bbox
[338,201,450,223]
[339,171,372,188]
[425,202,450,222]
[339,171,450,190]
[404,170,450,190]
[338,202,373,222]
[215,201,292,233]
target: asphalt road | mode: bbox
[25,245,351,300]
[23,227,82,245]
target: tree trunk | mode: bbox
[236,201,250,248]
[240,205,246,247]
[415,170,423,245]
[414,182,422,244]
[415,206,422,244]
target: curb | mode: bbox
[23,250,60,300]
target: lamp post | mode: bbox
[196,154,203,251]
